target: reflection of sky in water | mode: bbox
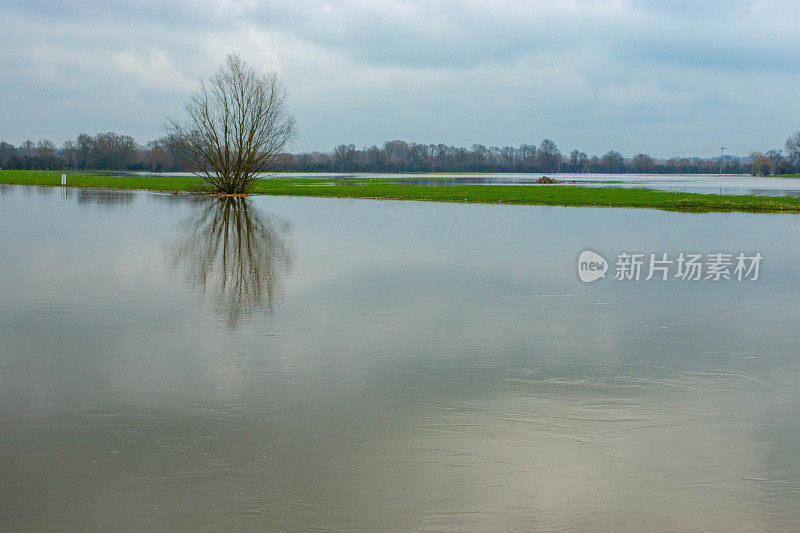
[1,186,800,530]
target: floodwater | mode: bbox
[2,185,800,531]
[120,171,800,197]
[317,173,800,197]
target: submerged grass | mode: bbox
[3,169,800,213]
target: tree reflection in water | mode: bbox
[77,189,135,207]
[172,197,292,328]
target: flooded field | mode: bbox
[117,171,800,197]
[1,185,800,530]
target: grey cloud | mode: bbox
[1,0,799,154]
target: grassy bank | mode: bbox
[0,170,202,191]
[3,170,800,213]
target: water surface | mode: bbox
[317,173,800,197]
[1,186,800,531]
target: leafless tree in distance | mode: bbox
[786,131,800,165]
[167,53,296,194]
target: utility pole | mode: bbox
[719,147,725,176]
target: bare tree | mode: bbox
[366,145,388,171]
[333,144,357,171]
[766,150,784,175]
[601,150,625,173]
[537,139,560,172]
[749,151,771,176]
[60,141,78,169]
[167,53,296,194]
[518,144,537,171]
[631,153,654,173]
[91,132,138,169]
[786,131,800,167]
[143,141,174,171]
[35,140,56,159]
[568,149,588,172]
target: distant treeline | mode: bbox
[2,132,799,175]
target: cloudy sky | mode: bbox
[2,0,799,156]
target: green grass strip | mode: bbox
[3,170,800,213]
